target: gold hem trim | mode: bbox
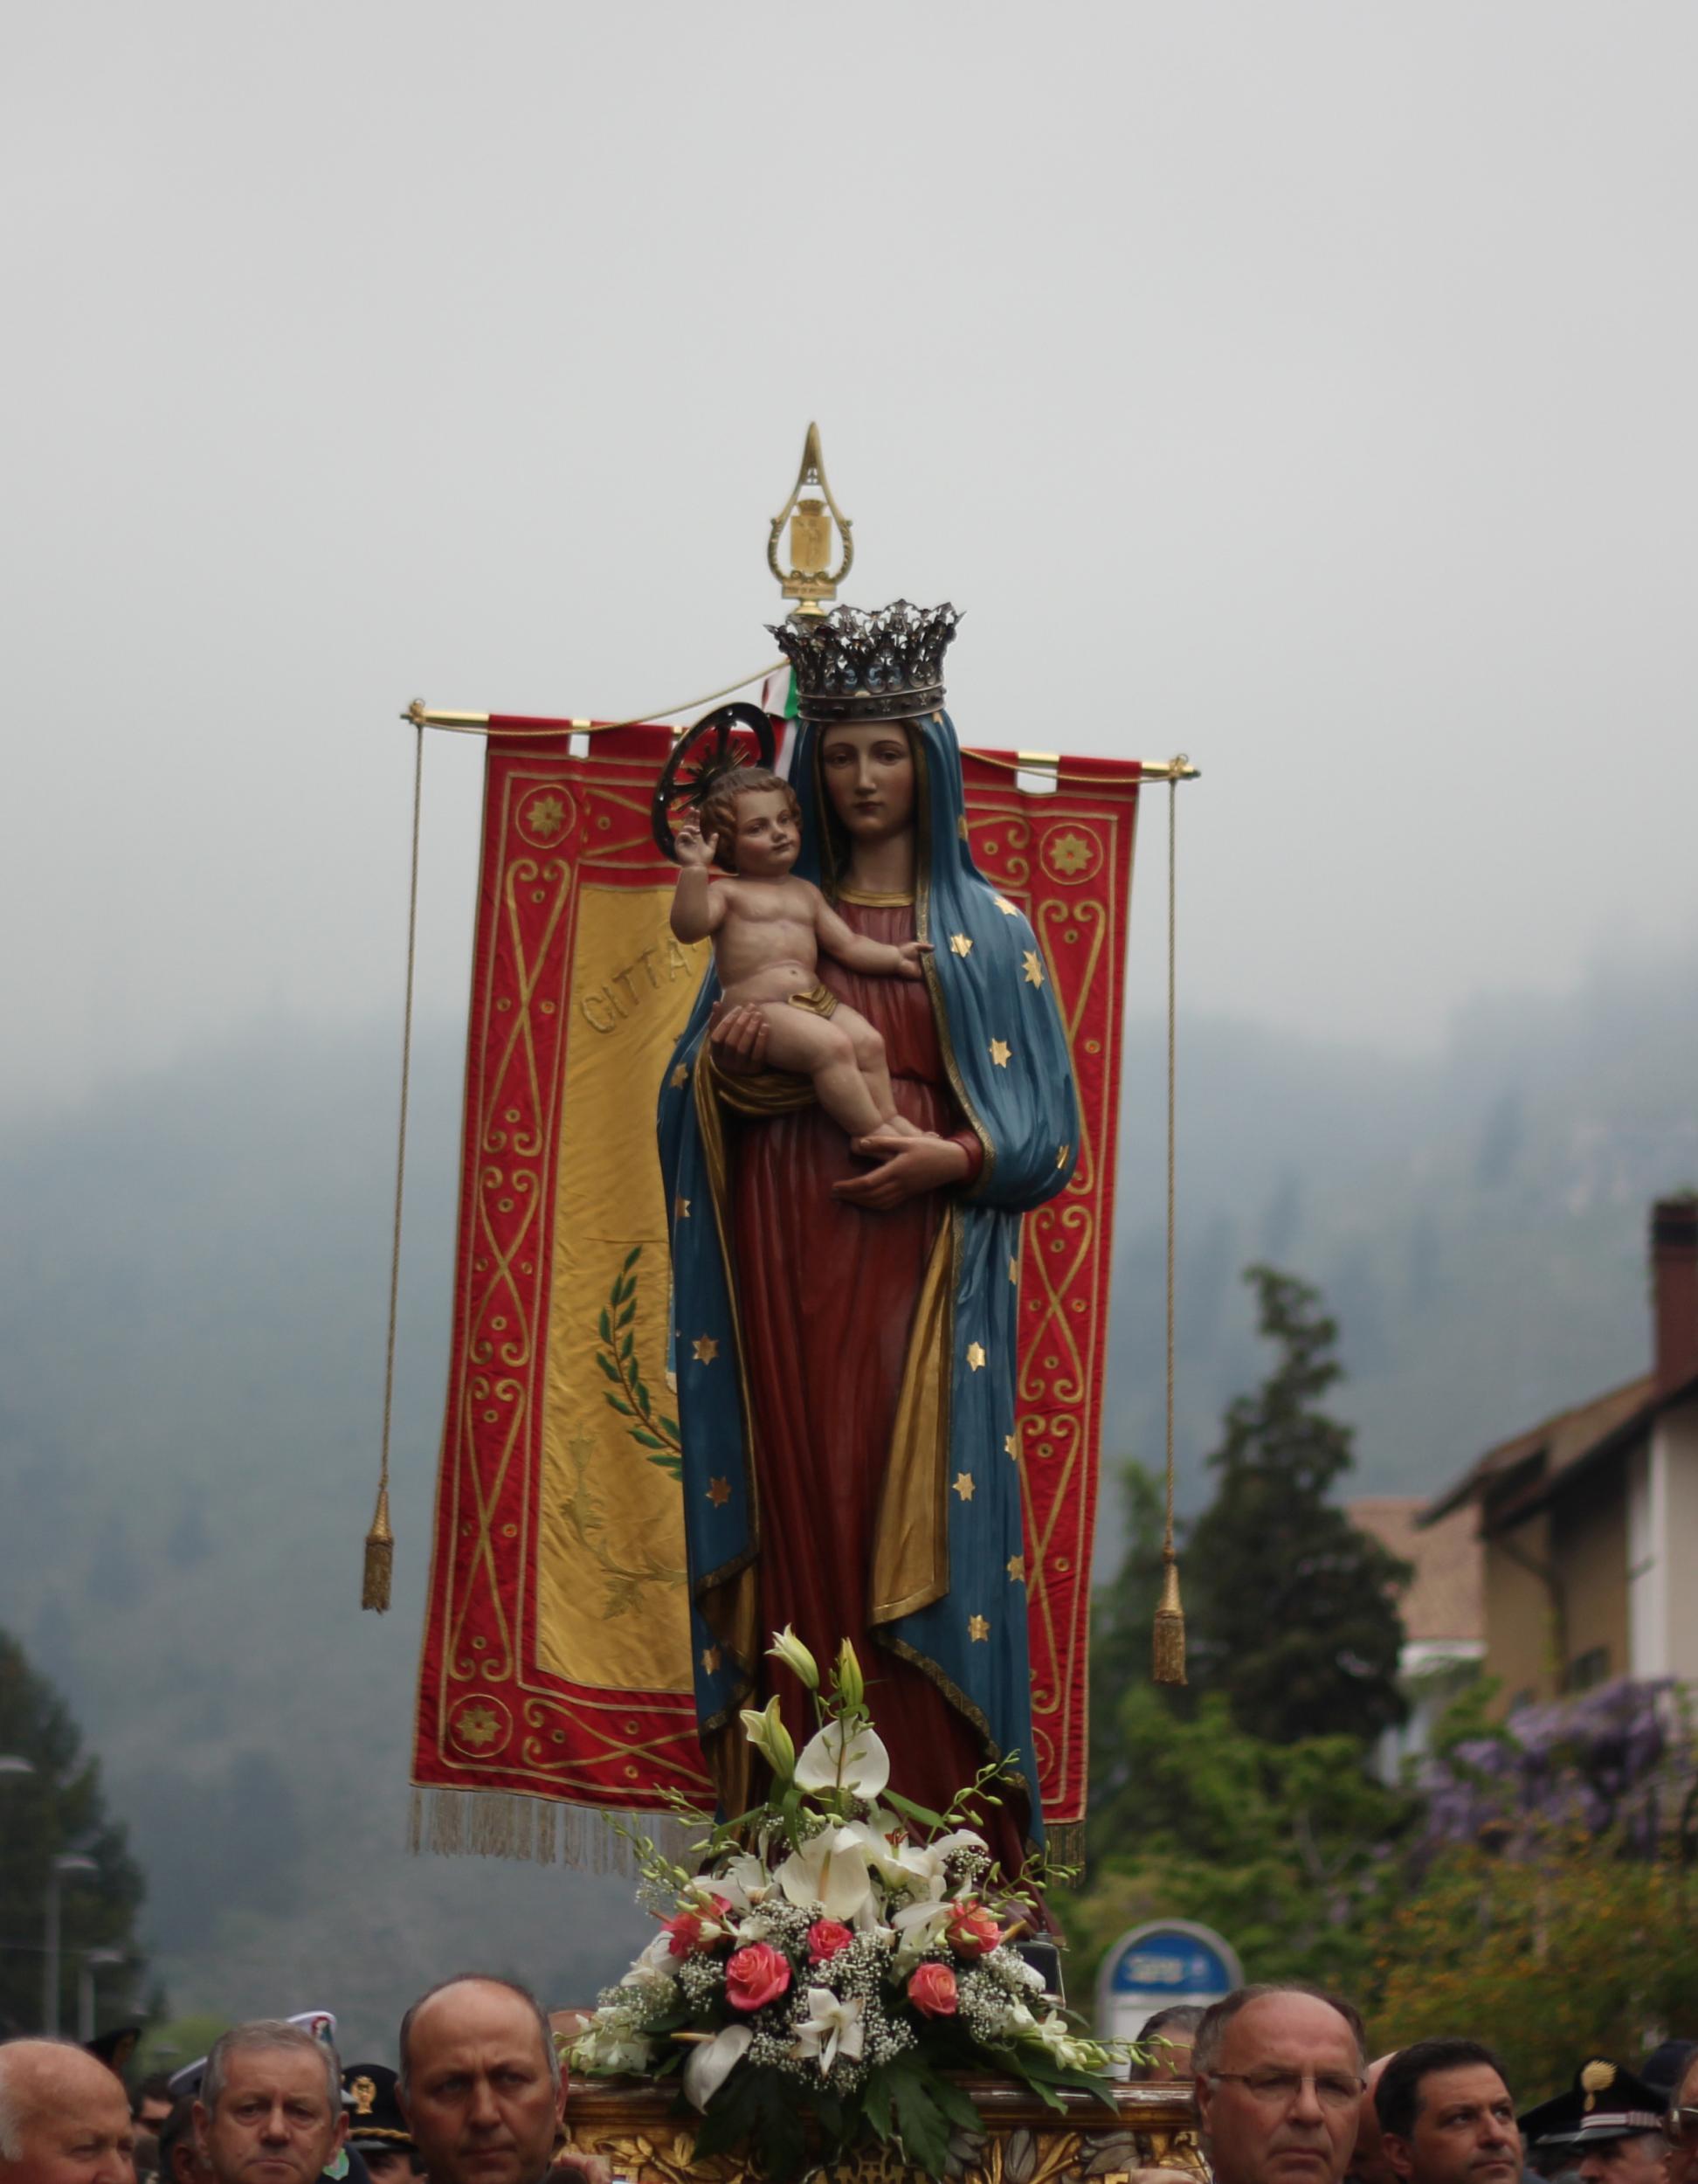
[869,1207,957,1623]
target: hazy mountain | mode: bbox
[3,943,1695,2049]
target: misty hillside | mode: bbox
[3,944,1695,2049]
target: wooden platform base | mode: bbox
[563,2077,1204,2184]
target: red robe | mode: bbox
[728,901,1029,1876]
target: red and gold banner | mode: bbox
[411,726,1140,1841]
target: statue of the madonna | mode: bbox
[658,603,1079,1876]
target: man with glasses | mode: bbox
[1661,2052,1698,2184]
[1375,2040,1521,2184]
[1192,1985,1368,2184]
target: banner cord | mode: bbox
[363,720,424,1611]
[1154,763,1187,1683]
[404,661,786,736]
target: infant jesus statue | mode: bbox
[670,766,934,1144]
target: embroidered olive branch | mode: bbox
[596,1245,683,1479]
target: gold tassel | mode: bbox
[1152,1550,1186,1685]
[362,1485,395,1613]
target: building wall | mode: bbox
[1627,1439,1667,1676]
[1551,1464,1630,1690]
[1483,1511,1557,1710]
[1661,1401,1698,1683]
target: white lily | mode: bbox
[683,2022,754,2111]
[714,1853,771,1912]
[890,1895,955,1967]
[739,1695,797,1780]
[768,1625,821,1690]
[790,1987,867,2077]
[793,1717,890,1800]
[832,1639,865,1711]
[885,1828,985,1896]
[775,1823,876,1922]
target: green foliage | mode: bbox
[135,2012,230,2080]
[1184,1265,1412,1744]
[1068,1680,1409,1994]
[1363,1828,1698,2098]
[0,1627,149,2039]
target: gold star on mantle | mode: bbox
[953,1471,976,1503]
[957,814,970,840]
[1006,1555,1026,1584]
[1022,950,1045,987]
[1008,1255,1019,1284]
[949,932,973,957]
[989,1039,1011,1068]
[1004,1432,1019,1460]
[966,1342,986,1371]
[1056,1144,1071,1170]
[701,1645,721,1674]
[693,1335,720,1364]
[993,895,1019,916]
[968,1614,990,1642]
[706,1476,731,1508]
[674,1195,691,1220]
[670,1064,688,1089]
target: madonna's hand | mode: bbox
[832,1132,970,1211]
[707,999,770,1077]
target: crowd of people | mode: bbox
[1,1974,1695,2184]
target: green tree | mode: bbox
[1184,1265,1411,1744]
[1066,1678,1409,1993]
[0,1627,149,2039]
[1363,1826,1698,2098]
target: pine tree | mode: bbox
[0,1628,148,2039]
[1184,1265,1412,1744]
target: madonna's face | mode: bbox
[819,721,916,845]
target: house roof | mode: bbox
[1420,1372,1662,1530]
[1348,1496,1484,1644]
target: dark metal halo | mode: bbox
[650,702,779,863]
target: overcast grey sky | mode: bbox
[3,4,1694,1120]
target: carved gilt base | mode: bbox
[564,2078,1204,2184]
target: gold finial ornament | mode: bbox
[768,422,854,617]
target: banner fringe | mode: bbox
[409,1790,695,1875]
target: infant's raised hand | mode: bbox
[894,940,934,981]
[674,821,714,869]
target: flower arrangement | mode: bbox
[569,1631,1124,2181]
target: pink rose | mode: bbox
[725,1941,792,2013]
[944,1902,1003,1960]
[661,1893,735,1957]
[908,1961,959,2018]
[807,1920,855,1965]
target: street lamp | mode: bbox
[43,1852,98,2035]
[79,1947,127,2043]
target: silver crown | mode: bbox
[769,600,959,723]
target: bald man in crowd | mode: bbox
[395,1979,604,2184]
[1193,1984,1368,2184]
[0,2039,136,2184]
